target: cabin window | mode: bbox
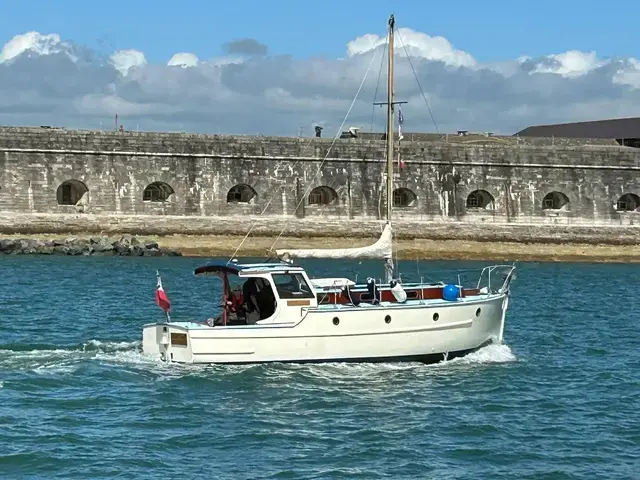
[271,273,316,299]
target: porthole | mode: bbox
[476,308,481,317]
[385,315,391,324]
[433,313,439,321]
[333,317,340,326]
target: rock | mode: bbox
[114,243,129,255]
[159,247,182,257]
[0,239,16,253]
[12,239,45,254]
[0,235,182,257]
[53,245,70,255]
[92,250,115,256]
[67,246,84,256]
[72,238,90,248]
[92,238,114,253]
[119,234,133,247]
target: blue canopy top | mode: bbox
[193,260,303,277]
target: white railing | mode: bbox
[476,264,517,294]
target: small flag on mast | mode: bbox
[155,270,171,312]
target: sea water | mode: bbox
[1,256,638,479]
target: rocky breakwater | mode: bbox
[0,235,182,256]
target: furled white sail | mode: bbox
[276,223,393,261]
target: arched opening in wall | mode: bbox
[393,188,417,207]
[466,190,495,209]
[227,184,257,203]
[308,186,337,205]
[616,193,640,212]
[542,191,570,211]
[143,182,174,202]
[56,179,88,205]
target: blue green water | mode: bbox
[1,256,639,479]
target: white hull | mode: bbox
[142,293,509,364]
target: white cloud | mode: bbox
[0,28,639,136]
[532,50,603,78]
[0,31,75,63]
[346,27,476,68]
[613,58,640,89]
[168,52,199,68]
[110,49,146,76]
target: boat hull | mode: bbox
[142,293,510,365]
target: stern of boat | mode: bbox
[142,323,193,363]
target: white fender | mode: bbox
[389,280,407,303]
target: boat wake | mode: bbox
[0,340,516,380]
[275,343,517,382]
[440,343,516,366]
[0,340,151,373]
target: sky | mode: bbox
[1,0,639,136]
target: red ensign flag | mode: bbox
[155,272,171,312]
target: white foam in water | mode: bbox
[2,338,516,381]
[439,343,517,366]
[302,361,420,381]
[33,363,80,375]
[252,343,518,385]
[82,339,141,352]
[0,339,153,374]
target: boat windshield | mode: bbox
[271,273,315,299]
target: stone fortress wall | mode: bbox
[1,126,639,242]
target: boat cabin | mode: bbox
[193,261,318,326]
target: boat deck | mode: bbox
[315,293,491,310]
[156,293,498,330]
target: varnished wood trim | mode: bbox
[287,299,311,307]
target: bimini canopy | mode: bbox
[194,260,304,277]
[194,261,243,277]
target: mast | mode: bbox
[384,14,395,282]
[385,14,395,225]
[372,15,404,283]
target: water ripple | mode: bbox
[1,257,639,479]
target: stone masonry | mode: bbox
[1,126,639,242]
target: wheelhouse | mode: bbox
[193,261,318,326]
